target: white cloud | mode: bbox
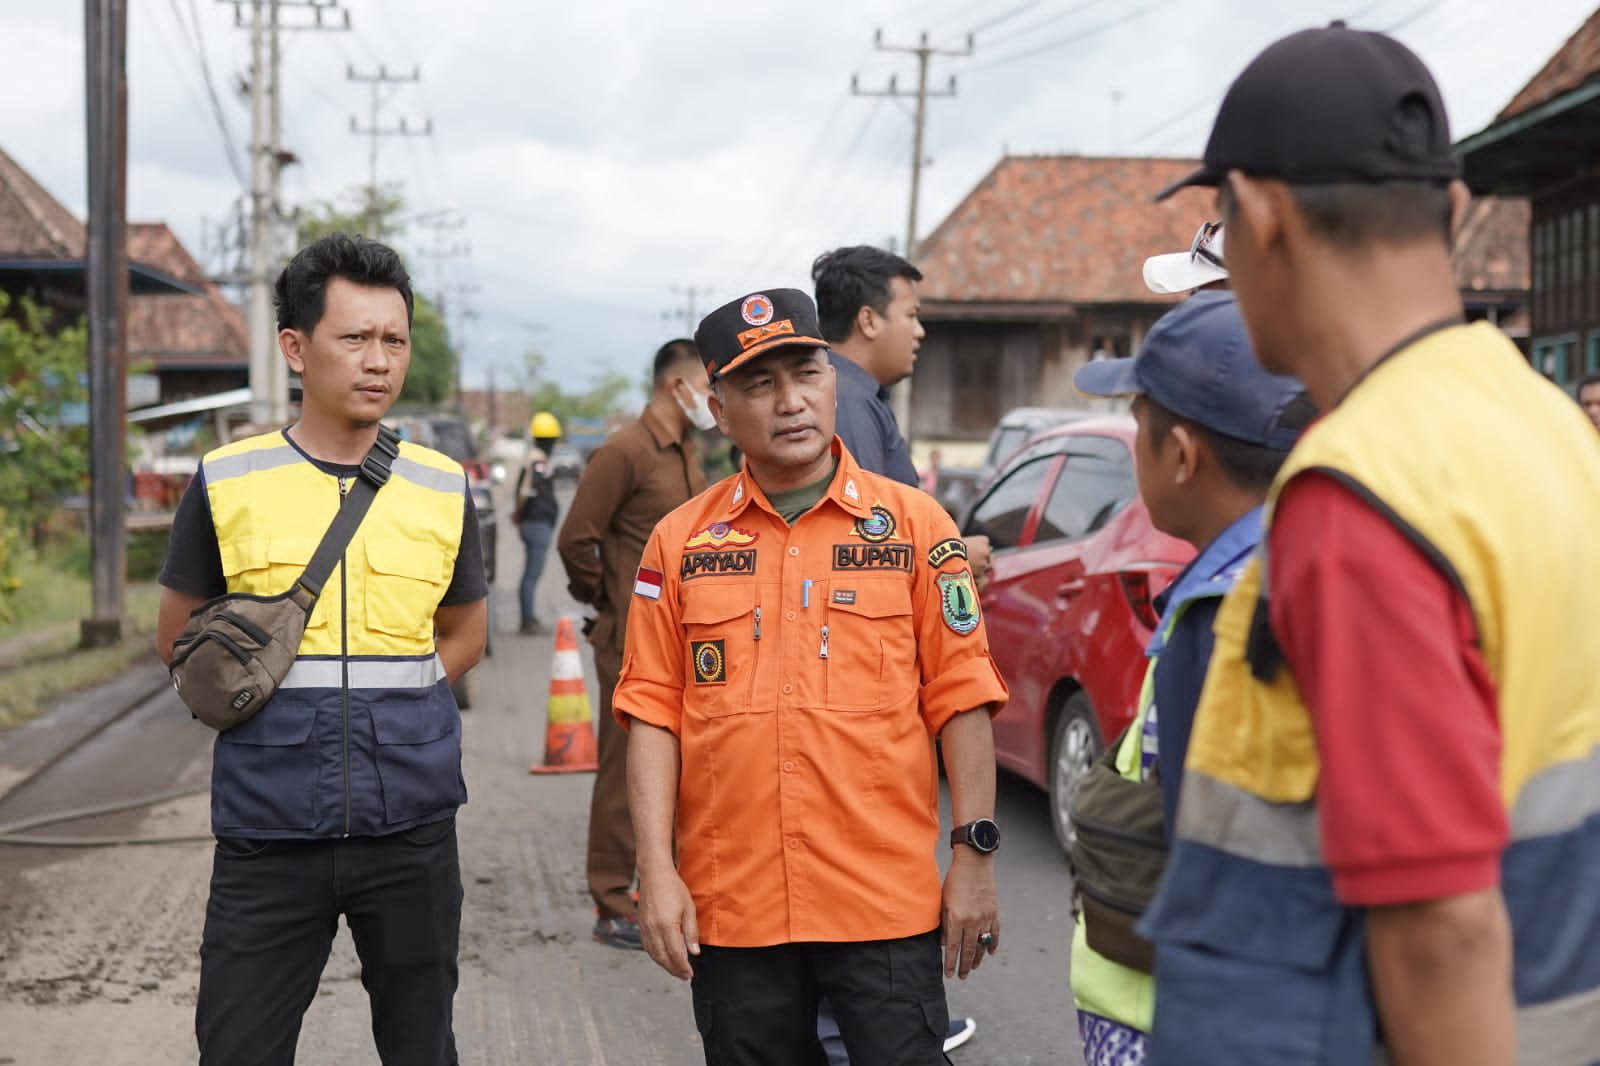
[3,0,1593,396]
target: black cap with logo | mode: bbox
[694,288,830,380]
[1157,21,1460,200]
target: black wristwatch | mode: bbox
[950,818,1001,854]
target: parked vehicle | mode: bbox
[548,442,583,480]
[976,407,1096,489]
[961,416,1193,856]
[390,412,493,486]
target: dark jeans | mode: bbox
[690,929,950,1066]
[195,818,463,1066]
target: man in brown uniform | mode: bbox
[558,339,713,948]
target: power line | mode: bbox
[969,0,1045,36]
[963,1,1173,75]
[163,0,246,185]
[976,0,1112,51]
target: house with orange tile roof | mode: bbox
[1461,4,1600,387]
[0,145,246,406]
[910,154,1527,441]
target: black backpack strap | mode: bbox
[296,425,400,600]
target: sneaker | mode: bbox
[518,619,544,635]
[943,1016,977,1053]
[592,916,643,950]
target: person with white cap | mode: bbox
[1142,219,1228,295]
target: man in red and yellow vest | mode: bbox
[1144,23,1600,1066]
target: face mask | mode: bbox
[679,386,718,431]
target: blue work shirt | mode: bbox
[829,351,919,488]
[1144,506,1264,834]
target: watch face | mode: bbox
[972,819,1000,851]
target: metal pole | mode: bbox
[247,0,273,426]
[266,0,288,424]
[367,79,380,236]
[891,37,931,437]
[82,0,129,647]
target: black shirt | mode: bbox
[159,434,488,606]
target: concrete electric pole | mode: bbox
[346,64,431,238]
[662,284,713,335]
[82,0,129,647]
[226,0,349,427]
[851,28,972,439]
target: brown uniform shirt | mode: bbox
[557,406,706,652]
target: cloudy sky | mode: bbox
[4,0,1593,401]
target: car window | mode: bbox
[1034,439,1136,544]
[985,426,1029,471]
[964,456,1056,550]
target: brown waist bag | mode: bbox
[168,428,398,731]
[1068,725,1168,973]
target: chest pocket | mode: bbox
[219,537,330,632]
[363,538,449,642]
[824,577,915,712]
[680,583,760,719]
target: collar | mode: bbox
[639,404,687,450]
[828,349,892,403]
[718,437,876,522]
[1145,505,1264,657]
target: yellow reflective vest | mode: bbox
[201,430,469,838]
[1143,323,1600,1065]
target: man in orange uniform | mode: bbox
[616,288,1009,1065]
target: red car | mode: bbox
[960,416,1193,856]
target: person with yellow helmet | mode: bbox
[514,411,563,634]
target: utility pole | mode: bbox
[225,0,348,427]
[413,208,468,302]
[82,0,129,647]
[852,29,972,437]
[347,65,430,237]
[662,284,712,335]
[444,282,482,414]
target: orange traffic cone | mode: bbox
[528,617,599,774]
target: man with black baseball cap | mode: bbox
[615,288,1009,1066]
[1139,22,1600,1066]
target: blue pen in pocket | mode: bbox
[802,579,812,609]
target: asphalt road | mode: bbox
[0,482,1083,1065]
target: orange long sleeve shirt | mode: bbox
[615,442,1008,947]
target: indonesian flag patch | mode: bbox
[633,567,664,600]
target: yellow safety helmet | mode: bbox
[529,411,562,439]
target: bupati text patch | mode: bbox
[833,543,913,571]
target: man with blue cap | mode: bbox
[1066,290,1310,1066]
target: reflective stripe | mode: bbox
[392,456,464,495]
[1519,981,1600,1066]
[1511,742,1600,841]
[1174,770,1323,868]
[204,444,301,484]
[280,655,446,690]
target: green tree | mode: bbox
[294,189,457,407]
[0,294,89,615]
[518,349,637,429]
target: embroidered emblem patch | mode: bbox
[844,479,860,501]
[937,570,981,635]
[853,505,896,543]
[685,522,760,550]
[928,538,967,570]
[732,481,745,504]
[741,294,774,327]
[692,640,726,684]
[633,567,664,600]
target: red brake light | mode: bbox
[1119,571,1163,630]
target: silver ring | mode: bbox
[977,932,994,947]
